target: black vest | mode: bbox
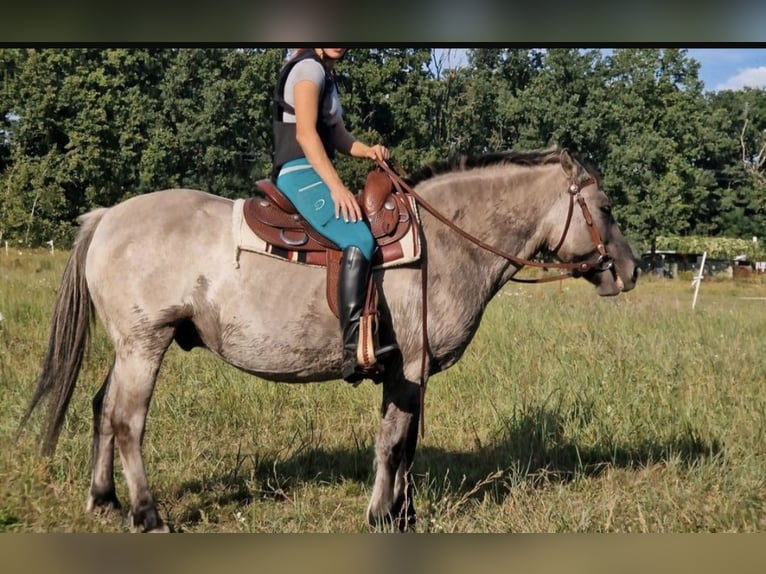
[272,52,337,178]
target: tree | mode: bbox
[1,48,110,244]
[707,87,766,239]
[140,48,283,198]
[0,47,762,250]
[597,49,715,246]
[333,48,434,187]
[442,48,542,154]
[515,48,607,157]
[0,48,284,244]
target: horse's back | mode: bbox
[90,188,232,247]
[102,188,232,224]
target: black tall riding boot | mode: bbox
[338,246,398,383]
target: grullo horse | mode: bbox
[20,148,638,531]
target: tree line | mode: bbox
[1,47,764,252]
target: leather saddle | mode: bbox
[242,167,420,318]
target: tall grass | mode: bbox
[1,250,765,532]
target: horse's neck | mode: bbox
[415,167,555,369]
[420,165,555,285]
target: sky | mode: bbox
[687,48,766,91]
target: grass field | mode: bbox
[1,249,765,532]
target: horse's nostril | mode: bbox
[632,266,641,282]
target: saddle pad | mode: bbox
[231,198,422,270]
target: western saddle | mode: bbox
[242,167,419,319]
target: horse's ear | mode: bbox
[559,148,578,179]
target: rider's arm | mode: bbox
[293,79,362,222]
[331,122,389,162]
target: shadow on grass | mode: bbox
[171,441,375,528]
[170,404,722,526]
[417,405,723,504]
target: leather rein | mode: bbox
[378,159,615,282]
[373,159,617,437]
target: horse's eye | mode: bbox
[602,205,612,215]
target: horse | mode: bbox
[19,147,639,532]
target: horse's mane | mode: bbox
[406,146,564,187]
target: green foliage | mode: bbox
[706,88,766,239]
[0,47,764,248]
[597,50,714,241]
[655,235,766,260]
[0,48,282,244]
[333,48,435,187]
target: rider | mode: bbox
[272,47,397,383]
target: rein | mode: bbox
[374,159,617,437]
[378,159,614,282]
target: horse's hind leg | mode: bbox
[96,337,172,532]
[367,371,421,531]
[87,362,121,515]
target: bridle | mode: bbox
[377,159,615,283]
[513,176,616,283]
[374,158,620,436]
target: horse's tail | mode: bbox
[18,207,109,456]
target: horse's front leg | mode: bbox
[367,370,421,531]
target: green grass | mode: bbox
[2,250,766,532]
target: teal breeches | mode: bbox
[276,157,375,260]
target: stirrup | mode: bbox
[342,343,399,385]
[342,360,384,385]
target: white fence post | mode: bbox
[691,251,707,310]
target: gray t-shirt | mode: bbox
[282,59,343,127]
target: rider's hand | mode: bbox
[330,185,363,223]
[365,144,390,163]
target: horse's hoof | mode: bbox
[390,496,417,532]
[129,503,169,533]
[129,518,171,533]
[366,511,415,532]
[86,490,122,515]
[367,503,412,532]
[394,510,416,532]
